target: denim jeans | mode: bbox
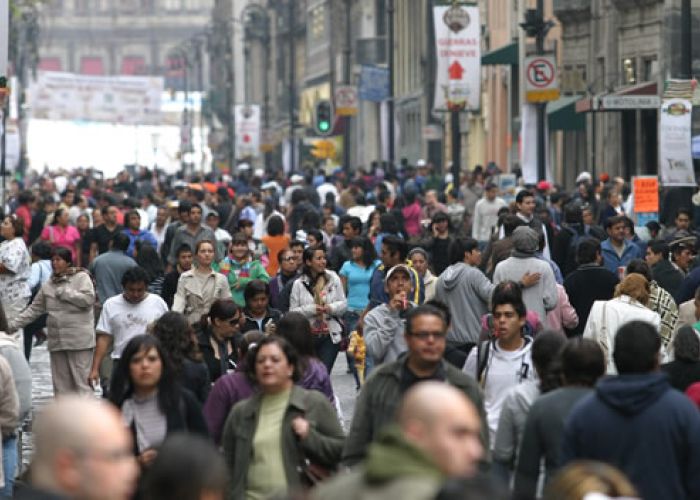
[314,335,340,374]
[1,436,17,498]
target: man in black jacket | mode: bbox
[563,237,619,337]
[646,240,683,298]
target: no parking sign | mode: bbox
[525,55,560,103]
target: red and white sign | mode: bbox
[334,85,358,116]
[524,55,560,103]
[235,104,260,159]
[433,4,481,111]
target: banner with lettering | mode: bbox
[433,3,481,111]
[658,98,696,186]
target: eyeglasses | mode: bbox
[282,256,296,262]
[409,331,447,340]
[228,316,241,325]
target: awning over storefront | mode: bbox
[575,81,659,113]
[481,42,518,66]
[547,96,585,131]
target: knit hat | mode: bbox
[512,226,539,254]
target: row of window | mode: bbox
[47,0,209,14]
[38,56,187,76]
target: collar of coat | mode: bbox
[238,385,309,419]
[51,267,86,283]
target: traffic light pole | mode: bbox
[387,0,395,170]
[450,109,461,193]
[288,0,296,173]
[343,0,352,175]
[680,0,692,79]
[535,0,546,182]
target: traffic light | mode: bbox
[314,100,333,136]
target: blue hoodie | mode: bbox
[562,373,700,500]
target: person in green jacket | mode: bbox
[311,381,485,500]
[216,232,269,306]
[222,335,344,500]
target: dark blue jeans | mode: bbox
[314,334,339,375]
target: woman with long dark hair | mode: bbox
[152,312,210,403]
[40,208,81,266]
[222,335,344,499]
[0,215,32,329]
[195,298,243,382]
[135,241,165,295]
[109,335,208,469]
[290,245,347,373]
[276,312,334,401]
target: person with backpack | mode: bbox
[463,281,537,446]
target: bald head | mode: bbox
[32,396,137,500]
[398,382,483,477]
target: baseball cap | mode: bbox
[385,264,412,284]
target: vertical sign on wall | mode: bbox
[658,98,696,186]
[433,3,481,112]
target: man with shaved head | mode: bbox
[342,304,488,466]
[15,396,138,500]
[312,382,484,499]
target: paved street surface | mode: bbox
[20,345,358,467]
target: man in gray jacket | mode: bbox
[435,237,539,366]
[494,227,557,328]
[365,264,415,365]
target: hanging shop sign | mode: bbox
[433,3,481,111]
[658,99,696,186]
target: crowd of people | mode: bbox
[0,163,699,499]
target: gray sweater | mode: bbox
[434,262,494,344]
[364,303,410,365]
[512,386,592,500]
[0,333,31,421]
[494,256,558,326]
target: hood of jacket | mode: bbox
[364,426,444,484]
[439,262,471,291]
[596,372,669,416]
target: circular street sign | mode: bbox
[526,58,555,89]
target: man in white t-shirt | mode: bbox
[88,267,168,389]
[463,281,536,446]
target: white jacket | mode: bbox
[290,270,347,343]
[583,295,661,374]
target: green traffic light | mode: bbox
[319,121,330,132]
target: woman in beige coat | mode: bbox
[173,240,232,325]
[9,247,96,395]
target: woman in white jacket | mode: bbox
[583,273,661,374]
[290,245,347,373]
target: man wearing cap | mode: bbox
[369,236,424,309]
[670,237,695,277]
[364,264,416,365]
[494,227,558,327]
[472,183,506,247]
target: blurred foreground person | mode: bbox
[312,382,484,500]
[543,461,637,500]
[143,433,228,500]
[14,396,138,500]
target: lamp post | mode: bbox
[387,0,395,170]
[242,3,271,172]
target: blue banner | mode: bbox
[358,65,389,102]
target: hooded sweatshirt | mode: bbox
[435,262,494,344]
[562,372,700,500]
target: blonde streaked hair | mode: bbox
[614,273,650,306]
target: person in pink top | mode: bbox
[401,191,422,238]
[41,208,81,266]
[546,283,579,334]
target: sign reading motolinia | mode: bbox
[433,3,481,112]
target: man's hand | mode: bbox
[138,449,158,467]
[388,291,408,311]
[521,272,541,288]
[88,367,100,390]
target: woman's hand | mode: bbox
[291,416,310,440]
[137,448,158,467]
[315,304,328,315]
